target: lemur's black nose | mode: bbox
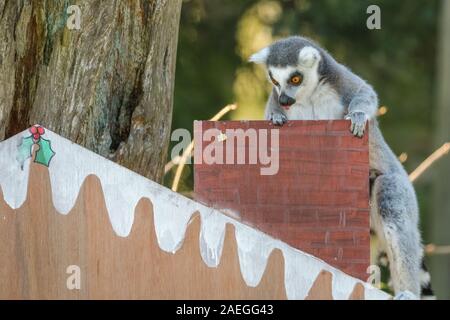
[279,93,296,107]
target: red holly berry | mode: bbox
[29,125,45,140]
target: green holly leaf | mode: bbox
[17,136,35,168]
[35,138,56,167]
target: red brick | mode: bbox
[296,162,351,176]
[349,165,369,177]
[312,247,343,261]
[220,168,247,184]
[256,186,287,204]
[319,136,341,149]
[286,208,318,225]
[279,159,305,174]
[326,230,355,246]
[347,150,369,163]
[194,170,221,189]
[326,120,352,133]
[291,230,328,247]
[316,209,345,228]
[238,186,258,204]
[285,135,321,149]
[287,175,321,190]
[321,163,351,175]
[317,175,340,191]
[339,135,368,148]
[288,150,321,162]
[339,175,368,191]
[278,150,296,160]
[341,247,370,262]
[258,206,289,223]
[288,191,356,207]
[285,135,341,150]
[344,210,370,229]
[256,173,299,186]
[355,191,370,209]
[240,205,262,221]
[283,121,329,135]
[353,231,371,246]
[317,150,350,163]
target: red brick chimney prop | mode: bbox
[194,120,370,280]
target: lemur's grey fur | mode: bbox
[250,36,433,299]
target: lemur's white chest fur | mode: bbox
[285,82,346,120]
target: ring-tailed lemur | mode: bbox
[250,36,433,300]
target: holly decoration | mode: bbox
[17,125,56,167]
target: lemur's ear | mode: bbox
[298,46,321,68]
[249,47,269,64]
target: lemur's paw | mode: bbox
[394,291,419,300]
[271,112,287,126]
[345,111,368,138]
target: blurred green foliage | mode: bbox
[168,0,440,258]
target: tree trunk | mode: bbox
[0,0,182,182]
[430,0,450,299]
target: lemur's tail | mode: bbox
[377,252,435,299]
[420,259,435,299]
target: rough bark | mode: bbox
[430,0,450,299]
[0,0,182,182]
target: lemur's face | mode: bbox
[267,66,304,109]
[250,45,321,110]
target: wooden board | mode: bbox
[0,163,365,299]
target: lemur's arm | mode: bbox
[265,88,287,125]
[343,75,378,137]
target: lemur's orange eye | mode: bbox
[290,75,302,85]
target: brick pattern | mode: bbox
[194,120,370,280]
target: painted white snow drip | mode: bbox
[199,209,228,267]
[235,223,277,287]
[0,128,391,300]
[282,246,325,299]
[151,190,199,253]
[0,131,31,209]
[281,246,390,300]
[329,268,360,300]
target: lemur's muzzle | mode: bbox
[279,93,296,109]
